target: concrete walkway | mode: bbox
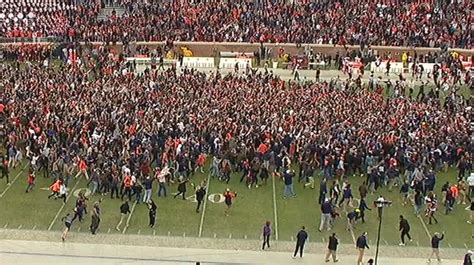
[0,229,467,265]
[0,239,461,265]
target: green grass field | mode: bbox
[0,161,472,250]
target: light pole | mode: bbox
[373,196,392,265]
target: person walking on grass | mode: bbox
[356,232,369,265]
[90,201,101,234]
[195,185,206,213]
[399,215,412,246]
[428,232,444,262]
[116,199,131,231]
[262,221,272,250]
[48,178,62,200]
[61,213,74,242]
[147,199,157,228]
[283,169,296,198]
[1,156,10,185]
[174,176,188,200]
[25,170,35,193]
[223,188,237,216]
[319,198,333,232]
[292,226,308,258]
[325,233,339,262]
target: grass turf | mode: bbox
[0,161,472,249]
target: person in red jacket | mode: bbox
[48,179,62,199]
[25,170,36,193]
[223,188,237,216]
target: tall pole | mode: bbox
[375,207,383,265]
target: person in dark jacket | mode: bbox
[174,176,188,200]
[293,226,308,258]
[262,221,272,250]
[464,250,472,265]
[318,178,327,204]
[325,233,339,262]
[89,201,101,235]
[428,232,444,262]
[195,185,206,213]
[358,197,371,223]
[115,200,131,231]
[147,199,157,228]
[399,215,412,246]
[356,232,369,265]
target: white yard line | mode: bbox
[0,163,29,198]
[122,201,137,234]
[271,174,279,240]
[418,215,432,240]
[198,172,211,237]
[47,177,82,231]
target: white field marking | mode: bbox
[137,229,141,235]
[448,243,452,248]
[32,225,37,230]
[47,177,81,231]
[77,227,81,232]
[107,228,111,234]
[183,232,186,237]
[464,243,468,249]
[271,173,279,240]
[39,188,50,191]
[347,219,356,244]
[291,236,294,241]
[0,164,28,198]
[416,241,420,246]
[383,239,388,245]
[417,215,432,240]
[122,201,137,234]
[244,235,247,239]
[213,233,216,238]
[17,225,22,229]
[198,171,211,237]
[153,230,156,236]
[168,231,171,236]
[322,237,326,243]
[229,234,232,239]
[3,223,7,228]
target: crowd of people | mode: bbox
[0,41,472,263]
[0,0,472,48]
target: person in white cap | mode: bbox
[464,250,472,265]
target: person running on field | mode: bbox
[61,213,74,242]
[25,169,35,193]
[90,201,101,234]
[195,185,206,213]
[116,199,131,231]
[223,188,237,216]
[399,215,412,246]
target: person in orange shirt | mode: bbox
[25,170,35,193]
[74,157,89,180]
[48,179,62,199]
[196,153,206,173]
[121,174,133,201]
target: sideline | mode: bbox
[198,171,212,237]
[271,173,279,240]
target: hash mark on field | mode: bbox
[153,230,156,236]
[32,225,36,230]
[291,236,294,241]
[77,227,81,232]
[465,243,468,249]
[244,235,247,239]
[322,237,325,243]
[17,225,22,230]
[183,232,186,237]
[107,228,111,234]
[213,233,216,238]
[383,239,388,245]
[448,243,452,248]
[229,234,232,239]
[137,229,141,235]
[0,163,28,198]
[416,241,420,246]
[122,201,137,234]
[47,176,82,231]
[3,223,7,229]
[167,231,171,236]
